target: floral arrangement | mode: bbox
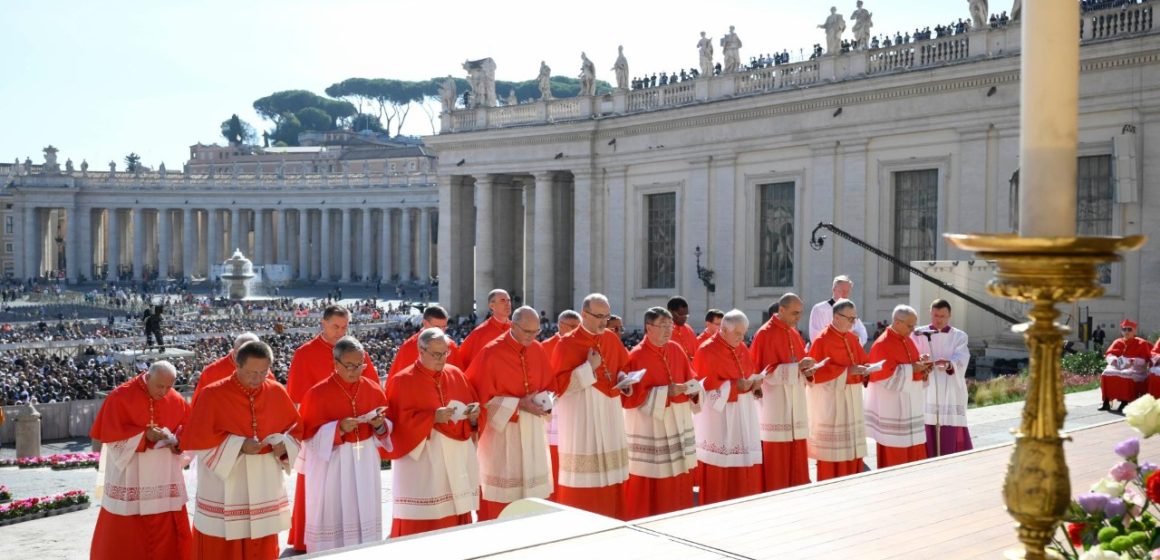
[0,491,89,521]
[1050,395,1160,558]
[48,452,100,470]
[5,452,100,470]
[0,485,10,501]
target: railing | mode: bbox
[490,103,540,127]
[1088,3,1154,40]
[918,35,970,66]
[548,97,582,120]
[11,170,438,191]
[439,2,1155,133]
[868,46,917,74]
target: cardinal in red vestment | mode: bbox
[449,289,512,370]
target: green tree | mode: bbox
[295,107,333,132]
[220,114,256,146]
[124,152,142,172]
[351,112,385,132]
[270,113,303,146]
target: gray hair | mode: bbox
[512,306,539,323]
[832,275,853,288]
[147,360,176,379]
[332,336,365,360]
[581,293,609,312]
[487,289,509,303]
[778,293,802,307]
[832,298,856,315]
[232,332,260,351]
[558,309,581,322]
[892,304,918,322]
[417,327,451,350]
[721,309,750,331]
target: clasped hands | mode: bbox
[434,403,480,424]
[241,438,286,458]
[144,425,181,455]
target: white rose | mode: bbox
[1078,545,1122,560]
[1124,394,1160,438]
[1090,478,1125,498]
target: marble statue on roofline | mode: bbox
[506,88,518,106]
[65,159,74,175]
[80,159,88,176]
[721,26,743,73]
[851,1,873,51]
[439,76,457,113]
[612,46,629,90]
[819,7,846,56]
[538,61,553,100]
[462,58,497,108]
[42,145,60,174]
[697,31,714,77]
[579,52,596,96]
[969,0,989,30]
[159,162,167,179]
[108,160,117,174]
[1010,0,1021,22]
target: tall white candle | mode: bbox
[1018,0,1080,238]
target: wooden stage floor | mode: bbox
[321,420,1150,560]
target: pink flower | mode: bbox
[1109,461,1138,483]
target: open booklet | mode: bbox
[683,378,704,396]
[355,407,387,423]
[531,390,555,412]
[153,427,179,449]
[863,360,887,375]
[446,400,481,422]
[614,369,647,392]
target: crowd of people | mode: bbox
[1082,0,1149,12]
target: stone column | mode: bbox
[806,144,837,308]
[473,175,495,307]
[254,209,266,266]
[78,207,93,282]
[418,207,431,282]
[532,172,555,315]
[603,167,628,311]
[158,209,172,280]
[955,128,991,257]
[106,208,120,280]
[298,210,310,281]
[380,209,393,283]
[22,206,38,279]
[341,208,353,283]
[571,171,593,301]
[399,208,413,282]
[182,208,194,278]
[361,208,373,281]
[320,209,332,281]
[685,158,711,314]
[207,208,221,274]
[65,206,80,283]
[709,156,737,308]
[15,404,41,459]
[229,208,242,254]
[839,142,868,296]
[277,210,289,266]
[132,208,145,281]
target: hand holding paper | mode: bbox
[356,407,387,423]
[683,378,704,396]
[615,369,647,392]
[863,360,886,375]
[531,391,555,412]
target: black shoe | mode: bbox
[1099,401,1112,411]
[1117,402,1128,414]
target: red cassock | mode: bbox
[449,316,510,370]
[541,333,564,502]
[696,329,715,346]
[749,318,811,491]
[1152,339,1160,399]
[1103,337,1151,402]
[623,339,696,519]
[672,323,699,361]
[692,336,763,504]
[295,374,388,549]
[90,375,191,560]
[384,361,478,537]
[807,326,870,481]
[286,335,378,551]
[386,332,459,390]
[192,353,276,406]
[867,329,928,469]
[183,377,302,560]
[466,333,556,521]
[550,327,631,520]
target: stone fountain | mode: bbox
[221,249,256,300]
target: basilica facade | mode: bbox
[427,6,1159,331]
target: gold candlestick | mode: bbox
[945,233,1145,560]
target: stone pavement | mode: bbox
[0,388,1125,559]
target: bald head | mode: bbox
[144,360,176,400]
[511,306,542,346]
[232,332,260,351]
[557,310,581,335]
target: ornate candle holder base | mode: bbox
[945,233,1146,560]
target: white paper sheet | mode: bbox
[864,360,887,374]
[356,407,387,423]
[531,391,555,411]
[615,369,647,391]
[683,378,704,395]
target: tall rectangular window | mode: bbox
[4,216,11,235]
[1077,154,1114,283]
[893,169,939,284]
[645,192,676,289]
[757,182,795,287]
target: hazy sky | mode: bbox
[1,0,1016,169]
